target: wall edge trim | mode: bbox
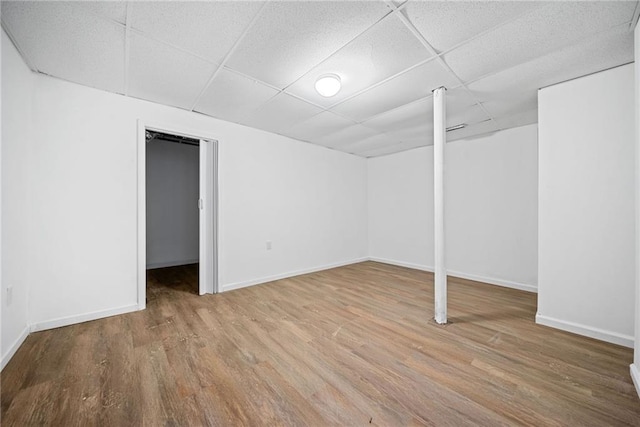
[368,257,434,272]
[630,363,640,399]
[1,325,30,371]
[446,269,537,293]
[221,257,369,292]
[30,304,140,333]
[536,313,634,348]
[367,257,537,293]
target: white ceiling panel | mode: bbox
[286,14,432,107]
[468,25,634,100]
[241,93,324,135]
[225,1,391,89]
[193,68,279,125]
[402,1,546,53]
[444,1,637,83]
[448,104,491,128]
[480,91,538,120]
[3,1,636,157]
[340,133,400,153]
[362,98,432,133]
[331,59,458,122]
[386,124,432,143]
[496,108,538,130]
[356,143,403,158]
[313,124,379,148]
[79,1,128,25]
[443,88,479,115]
[361,86,477,134]
[447,119,501,143]
[2,1,126,93]
[128,33,218,110]
[130,1,264,64]
[286,112,356,142]
[358,140,425,158]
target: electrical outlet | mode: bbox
[266,241,272,250]
[6,286,13,306]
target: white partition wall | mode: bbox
[537,64,635,347]
[19,70,367,333]
[632,20,640,397]
[1,30,33,369]
[368,125,538,291]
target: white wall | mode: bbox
[1,31,33,368]
[368,124,538,292]
[367,146,433,270]
[632,20,640,396]
[537,63,635,348]
[146,139,199,268]
[25,71,367,329]
[219,122,367,290]
[446,126,538,289]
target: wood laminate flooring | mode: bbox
[1,261,639,425]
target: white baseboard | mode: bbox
[536,313,634,348]
[368,257,434,272]
[367,257,537,293]
[221,257,369,292]
[1,325,30,371]
[30,304,140,333]
[146,259,199,270]
[631,364,640,399]
[446,269,537,293]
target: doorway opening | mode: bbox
[137,121,218,310]
[146,131,200,295]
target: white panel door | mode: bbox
[199,140,215,295]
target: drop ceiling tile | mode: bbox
[444,1,637,82]
[397,136,431,148]
[285,112,356,142]
[480,91,538,120]
[444,88,479,115]
[286,14,433,107]
[358,140,424,158]
[402,1,545,53]
[312,124,379,148]
[467,24,634,100]
[496,108,538,130]
[362,98,432,133]
[448,104,491,128]
[331,59,458,122]
[79,1,128,25]
[2,1,125,93]
[386,124,432,143]
[361,86,477,134]
[340,133,400,153]
[129,33,218,110]
[193,68,279,125]
[130,2,264,63]
[447,119,501,142]
[226,1,391,89]
[241,93,324,135]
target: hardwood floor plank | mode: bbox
[2,262,639,426]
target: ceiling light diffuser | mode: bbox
[315,74,341,97]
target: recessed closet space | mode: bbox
[145,130,200,295]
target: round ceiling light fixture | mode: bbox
[315,74,341,97]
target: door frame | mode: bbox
[136,119,219,310]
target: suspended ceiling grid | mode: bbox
[2,1,637,157]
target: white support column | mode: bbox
[433,86,447,324]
